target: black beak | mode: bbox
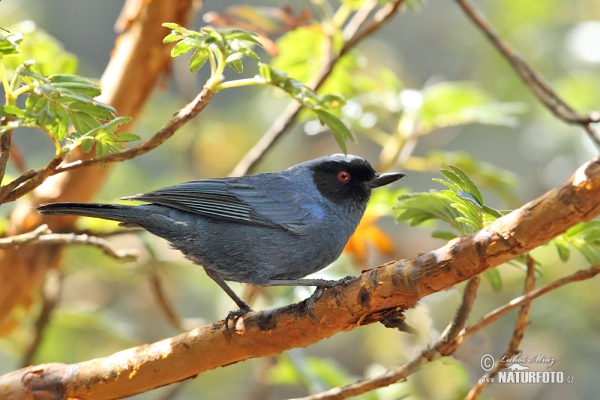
[366,172,406,189]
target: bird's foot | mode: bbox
[224,305,252,331]
[306,286,323,320]
[306,276,356,320]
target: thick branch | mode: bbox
[1,156,599,399]
[295,277,481,400]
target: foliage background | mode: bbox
[1,0,599,399]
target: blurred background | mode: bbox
[0,0,599,399]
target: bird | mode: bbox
[38,154,405,322]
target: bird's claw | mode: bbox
[306,276,355,320]
[224,306,252,331]
[306,286,323,320]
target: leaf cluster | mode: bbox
[395,165,505,239]
[259,63,354,152]
[396,165,600,288]
[163,23,260,74]
[0,27,136,158]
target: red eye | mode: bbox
[337,171,351,182]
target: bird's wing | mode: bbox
[123,176,311,233]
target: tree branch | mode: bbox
[53,86,214,174]
[1,155,599,399]
[0,224,138,261]
[455,0,600,146]
[0,156,63,203]
[0,119,12,184]
[294,277,481,400]
[466,255,536,399]
[20,269,62,368]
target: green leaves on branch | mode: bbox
[395,165,505,238]
[554,222,600,265]
[396,165,600,290]
[396,165,508,291]
[163,23,355,153]
[259,64,354,153]
[0,27,135,158]
[0,32,23,57]
[69,117,135,158]
[162,23,260,75]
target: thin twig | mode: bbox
[455,0,600,146]
[0,156,63,203]
[229,0,405,177]
[0,224,51,246]
[148,267,183,331]
[458,264,600,343]
[294,277,481,400]
[0,85,215,202]
[466,255,536,399]
[0,119,13,184]
[21,269,62,368]
[54,86,215,174]
[0,224,138,261]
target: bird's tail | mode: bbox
[37,202,137,224]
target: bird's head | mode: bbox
[308,154,405,206]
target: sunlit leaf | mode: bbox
[189,50,209,73]
[0,32,22,56]
[314,110,354,154]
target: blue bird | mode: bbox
[38,154,405,321]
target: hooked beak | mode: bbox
[366,172,406,189]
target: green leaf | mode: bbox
[85,116,132,137]
[225,30,261,46]
[163,33,181,44]
[0,105,25,118]
[49,74,102,97]
[17,64,47,82]
[557,221,600,265]
[448,165,483,205]
[396,192,464,232]
[272,25,331,84]
[424,151,519,206]
[25,94,45,113]
[162,22,182,31]
[226,52,244,73]
[69,101,116,119]
[80,137,94,153]
[314,110,354,153]
[554,240,571,262]
[171,40,197,57]
[189,50,209,73]
[112,132,140,142]
[69,111,102,133]
[396,165,505,237]
[0,32,23,56]
[456,190,482,208]
[432,231,458,241]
